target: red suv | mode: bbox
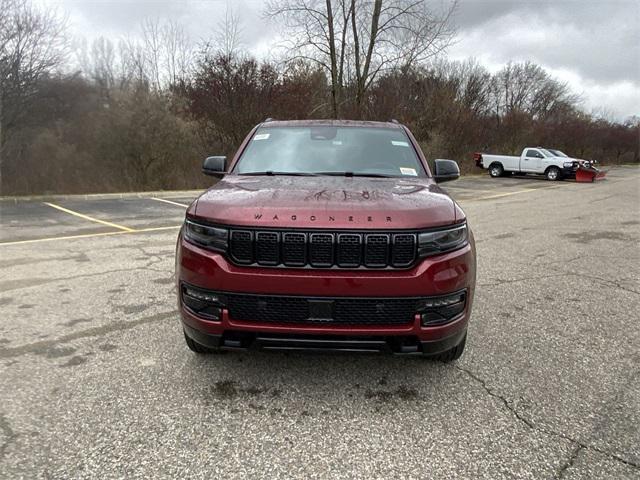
[176,120,476,361]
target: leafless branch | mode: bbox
[265,0,457,116]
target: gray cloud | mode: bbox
[54,0,272,47]
[451,0,640,86]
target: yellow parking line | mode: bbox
[151,197,189,208]
[477,188,536,200]
[44,202,135,232]
[443,186,496,194]
[0,225,181,246]
[476,184,565,200]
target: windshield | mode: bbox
[233,126,427,177]
[546,148,568,157]
[538,149,554,157]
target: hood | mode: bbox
[193,175,459,229]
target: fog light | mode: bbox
[184,287,220,304]
[418,291,466,326]
[182,285,224,320]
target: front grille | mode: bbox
[309,233,334,267]
[256,232,279,265]
[337,234,362,267]
[229,294,309,323]
[365,234,389,267]
[228,228,417,269]
[224,293,419,326]
[282,233,306,266]
[392,234,416,266]
[230,231,253,264]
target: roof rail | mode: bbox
[390,119,400,124]
[263,117,275,122]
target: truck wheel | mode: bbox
[489,163,503,178]
[545,166,560,181]
[429,334,466,363]
[184,330,219,354]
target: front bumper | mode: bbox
[176,233,475,354]
[183,321,467,355]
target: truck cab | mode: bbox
[521,148,546,172]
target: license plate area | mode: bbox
[308,299,334,321]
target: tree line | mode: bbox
[1,0,637,195]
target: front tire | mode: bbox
[489,163,504,178]
[545,166,561,181]
[429,334,466,363]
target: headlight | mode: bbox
[184,219,228,252]
[418,223,468,257]
[563,161,576,168]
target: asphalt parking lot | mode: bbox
[1,167,639,479]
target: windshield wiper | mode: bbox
[314,171,394,178]
[238,171,317,176]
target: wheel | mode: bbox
[489,163,504,178]
[430,334,466,363]
[184,330,218,354]
[545,166,560,181]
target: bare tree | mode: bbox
[265,0,457,117]
[120,35,149,86]
[76,36,117,90]
[490,61,578,119]
[92,19,194,92]
[141,18,163,90]
[214,3,245,58]
[162,21,192,85]
[0,0,68,151]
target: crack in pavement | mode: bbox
[0,266,159,293]
[132,245,172,271]
[550,267,640,296]
[1,260,172,296]
[0,413,19,462]
[0,311,176,359]
[477,273,568,288]
[517,253,640,269]
[478,270,640,295]
[455,366,640,476]
[556,445,584,479]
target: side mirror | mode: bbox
[202,156,226,178]
[433,159,460,183]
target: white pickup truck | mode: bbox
[474,147,581,181]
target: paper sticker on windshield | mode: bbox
[392,140,409,147]
[253,133,270,141]
[400,167,417,176]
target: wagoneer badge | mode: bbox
[253,214,393,222]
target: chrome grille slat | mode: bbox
[228,229,417,269]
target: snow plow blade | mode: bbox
[576,166,607,183]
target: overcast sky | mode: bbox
[43,0,640,121]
